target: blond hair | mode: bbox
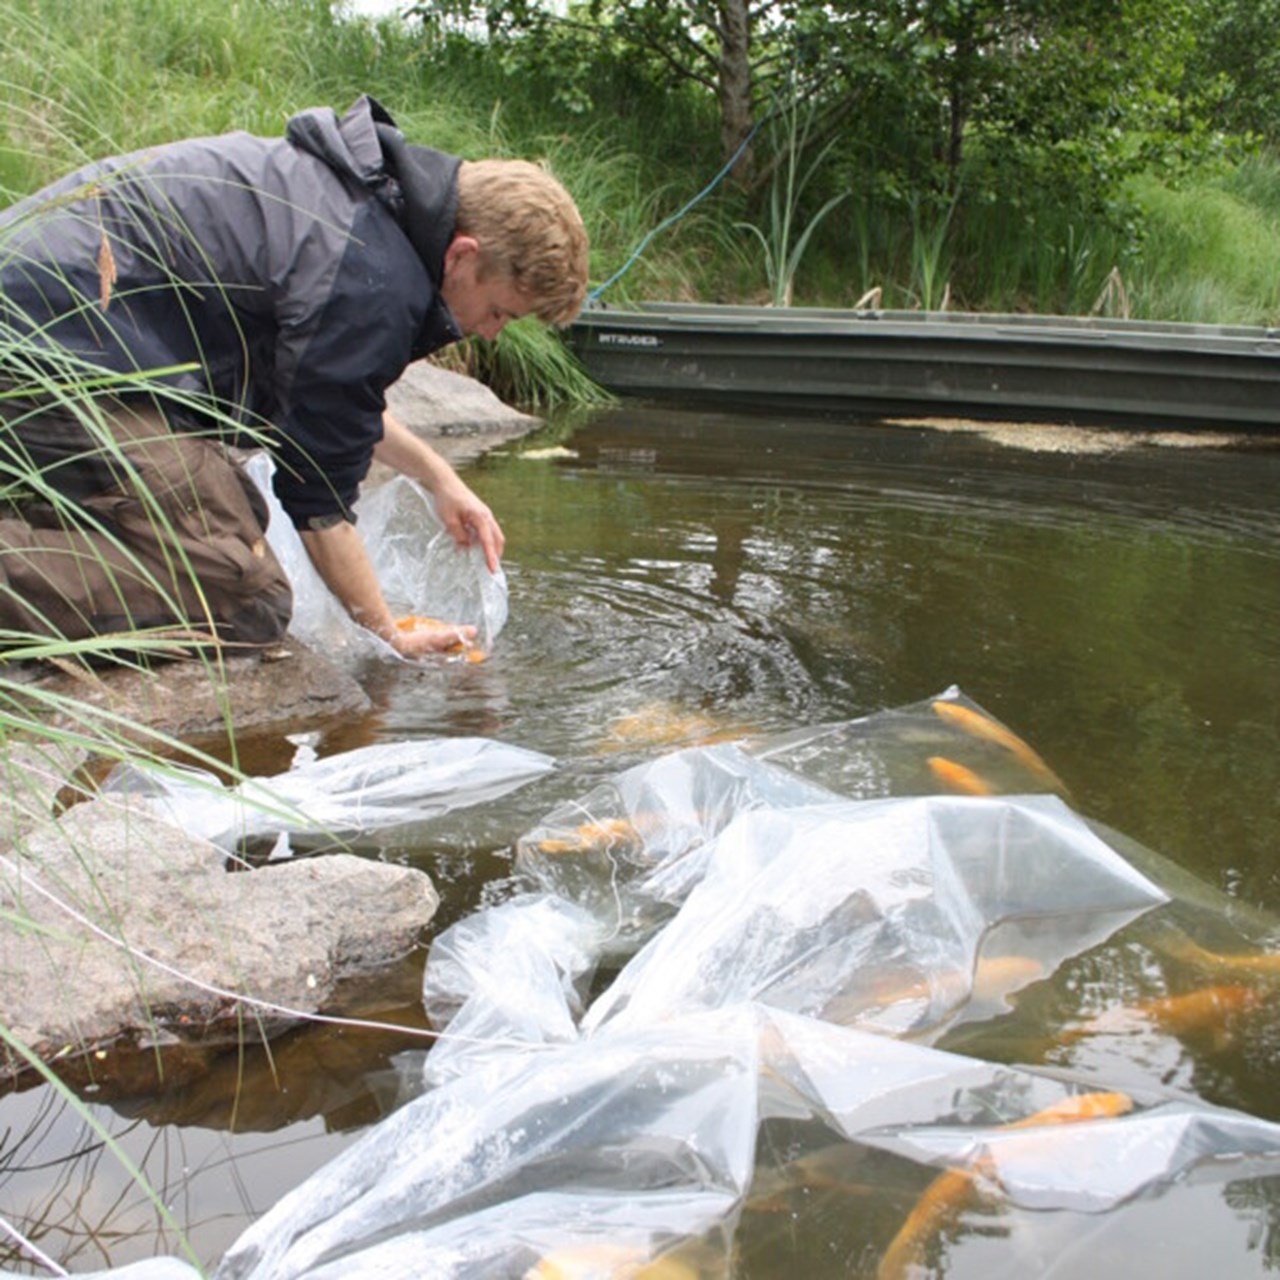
[455,159,589,327]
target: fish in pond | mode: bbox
[531,817,642,857]
[931,699,1068,793]
[820,954,1046,1029]
[926,755,996,796]
[1165,937,1280,979]
[525,1240,705,1279]
[599,702,753,753]
[394,614,486,662]
[877,1090,1133,1280]
[1058,983,1264,1053]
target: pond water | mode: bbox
[2,403,1279,1276]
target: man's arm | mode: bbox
[373,410,505,572]
[295,410,503,659]
[298,520,473,658]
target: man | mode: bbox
[0,94,588,659]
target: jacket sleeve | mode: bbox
[267,204,431,529]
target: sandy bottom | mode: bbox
[881,416,1278,455]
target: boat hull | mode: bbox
[566,303,1280,428]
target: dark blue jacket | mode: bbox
[0,95,461,527]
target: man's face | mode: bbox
[440,236,531,341]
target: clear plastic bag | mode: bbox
[582,793,1168,1042]
[515,742,841,953]
[70,691,1280,1278]
[751,683,1073,801]
[421,893,606,1088]
[246,454,507,663]
[101,738,555,852]
[214,1004,1280,1280]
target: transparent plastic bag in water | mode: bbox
[101,738,555,852]
[246,454,507,663]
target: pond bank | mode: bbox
[0,361,541,1087]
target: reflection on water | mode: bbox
[3,404,1279,1275]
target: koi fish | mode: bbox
[526,1241,701,1279]
[931,699,1069,793]
[531,817,642,857]
[394,615,486,663]
[1057,983,1264,1053]
[926,755,996,796]
[877,1090,1132,1280]
[821,954,1046,1029]
[1166,937,1280,978]
[600,703,751,753]
[1139,984,1264,1035]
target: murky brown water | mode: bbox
[3,404,1279,1275]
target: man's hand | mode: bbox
[299,521,478,660]
[375,410,506,573]
[389,616,480,661]
[431,470,505,574]
[392,614,485,662]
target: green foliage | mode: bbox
[1184,0,1280,142]
[736,96,849,307]
[452,317,616,411]
[3,0,1280,385]
[1123,171,1280,324]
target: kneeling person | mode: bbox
[0,94,589,659]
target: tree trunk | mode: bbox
[715,0,754,186]
[946,31,973,187]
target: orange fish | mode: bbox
[1058,984,1264,1053]
[600,703,751,753]
[822,955,1046,1029]
[531,817,641,857]
[527,1241,702,1279]
[926,755,995,796]
[877,1090,1132,1280]
[931,700,1068,793]
[1138,984,1264,1035]
[394,615,486,663]
[1166,938,1280,978]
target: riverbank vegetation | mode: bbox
[3,0,1280,373]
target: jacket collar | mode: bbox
[365,100,461,289]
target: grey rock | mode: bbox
[385,359,541,467]
[0,790,438,1082]
[10,643,371,744]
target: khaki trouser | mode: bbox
[0,394,292,647]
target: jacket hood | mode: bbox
[285,94,386,188]
[286,95,460,287]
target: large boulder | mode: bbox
[0,787,439,1086]
[13,643,371,747]
[384,358,541,467]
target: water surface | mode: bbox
[2,403,1278,1275]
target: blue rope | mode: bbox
[588,117,765,303]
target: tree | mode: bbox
[1184,0,1280,142]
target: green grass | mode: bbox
[1122,171,1280,325]
[7,0,1280,328]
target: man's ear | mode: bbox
[442,234,480,277]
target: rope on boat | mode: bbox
[589,117,765,303]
